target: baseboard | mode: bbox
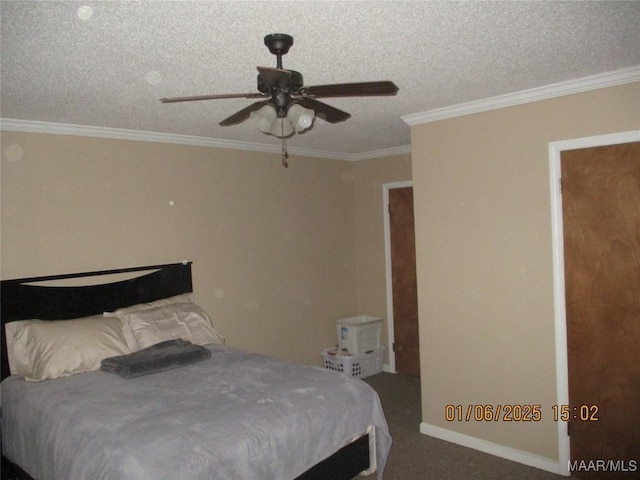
[382,363,394,373]
[420,422,568,476]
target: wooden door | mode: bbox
[389,187,420,377]
[561,142,640,478]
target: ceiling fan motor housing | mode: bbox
[257,70,304,94]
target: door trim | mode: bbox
[383,180,414,374]
[548,130,640,476]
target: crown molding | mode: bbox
[402,65,640,126]
[347,144,412,161]
[5,66,636,158]
[0,118,410,162]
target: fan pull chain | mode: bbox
[281,122,289,168]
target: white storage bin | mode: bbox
[337,315,382,354]
[322,347,384,379]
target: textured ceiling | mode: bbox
[2,1,639,157]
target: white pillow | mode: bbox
[121,303,225,349]
[104,292,194,350]
[5,316,131,381]
[104,292,194,317]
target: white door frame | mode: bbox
[548,130,640,476]
[383,180,414,373]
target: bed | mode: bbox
[1,262,391,480]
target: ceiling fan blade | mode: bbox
[257,66,292,89]
[295,98,351,123]
[303,81,398,98]
[219,100,271,126]
[160,92,266,103]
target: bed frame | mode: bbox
[0,262,369,480]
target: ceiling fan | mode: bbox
[160,33,399,166]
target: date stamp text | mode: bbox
[444,404,599,422]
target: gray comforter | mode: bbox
[1,344,391,480]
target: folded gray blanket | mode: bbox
[100,339,211,378]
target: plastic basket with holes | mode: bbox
[321,347,384,379]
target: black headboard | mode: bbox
[1,262,193,380]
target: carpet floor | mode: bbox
[363,373,566,480]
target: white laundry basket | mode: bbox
[322,347,384,379]
[336,315,382,354]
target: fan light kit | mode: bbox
[161,34,398,167]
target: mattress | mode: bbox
[1,343,391,480]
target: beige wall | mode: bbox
[410,83,639,461]
[1,131,410,367]
[353,154,412,363]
